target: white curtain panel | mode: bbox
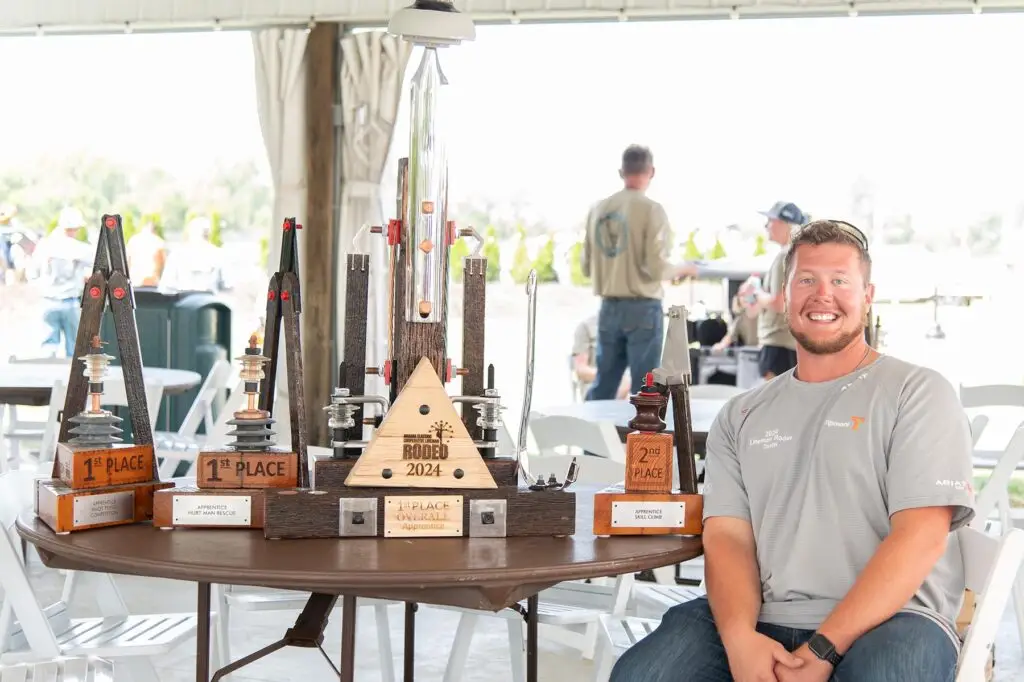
[252,27,309,424]
[336,30,412,398]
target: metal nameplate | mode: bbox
[72,490,135,528]
[611,501,686,528]
[339,498,378,536]
[384,495,463,537]
[172,495,252,526]
[469,499,507,538]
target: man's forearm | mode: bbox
[705,532,763,642]
[816,524,950,653]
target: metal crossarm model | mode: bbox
[258,217,309,487]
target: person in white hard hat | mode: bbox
[159,215,225,293]
[33,207,94,356]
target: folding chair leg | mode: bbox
[1012,568,1024,652]
[592,628,615,682]
[506,617,526,682]
[373,603,395,682]
[442,612,479,682]
[213,585,231,674]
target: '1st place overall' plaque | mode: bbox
[383,495,463,537]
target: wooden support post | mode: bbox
[303,22,340,447]
[342,253,370,447]
[461,257,487,440]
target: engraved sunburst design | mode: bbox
[430,420,454,442]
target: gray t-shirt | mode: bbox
[703,355,975,649]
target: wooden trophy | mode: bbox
[36,336,171,534]
[262,45,575,541]
[153,335,297,529]
[594,305,704,536]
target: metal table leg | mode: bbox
[405,602,418,681]
[526,594,539,682]
[340,595,358,682]
[196,582,211,682]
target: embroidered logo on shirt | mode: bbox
[748,429,793,450]
[935,479,972,493]
[824,416,866,430]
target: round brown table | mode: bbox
[17,491,702,682]
[537,397,727,452]
[0,363,202,406]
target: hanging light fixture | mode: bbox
[388,0,476,48]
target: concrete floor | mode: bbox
[17,556,1024,681]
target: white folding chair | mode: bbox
[528,412,625,462]
[0,471,203,681]
[959,383,1024,469]
[154,358,231,452]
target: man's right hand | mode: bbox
[723,628,804,682]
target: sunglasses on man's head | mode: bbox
[795,220,869,252]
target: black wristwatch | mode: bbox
[808,633,843,667]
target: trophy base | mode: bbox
[35,479,172,534]
[312,454,519,489]
[56,442,156,490]
[196,448,298,489]
[152,486,266,529]
[593,485,704,536]
[263,485,576,540]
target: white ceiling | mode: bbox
[0,0,1018,35]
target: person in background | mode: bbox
[571,314,630,401]
[160,215,225,292]
[0,203,18,280]
[126,217,167,286]
[581,144,698,398]
[34,207,94,357]
[712,293,759,351]
[740,200,807,379]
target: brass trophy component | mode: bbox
[67,336,123,447]
[226,334,276,451]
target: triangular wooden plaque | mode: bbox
[345,357,498,489]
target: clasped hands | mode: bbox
[725,629,833,682]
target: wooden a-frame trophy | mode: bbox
[152,219,305,530]
[36,215,171,534]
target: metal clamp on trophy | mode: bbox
[262,1,576,540]
[593,306,704,536]
[153,335,298,530]
[37,335,172,534]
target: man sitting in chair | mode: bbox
[572,314,630,401]
[611,220,975,682]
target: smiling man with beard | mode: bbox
[610,220,976,682]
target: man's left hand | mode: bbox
[774,645,833,682]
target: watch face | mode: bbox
[809,634,840,664]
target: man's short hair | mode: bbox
[621,145,653,175]
[784,219,872,279]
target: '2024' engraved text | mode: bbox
[402,434,445,477]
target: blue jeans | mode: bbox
[586,298,664,399]
[611,598,958,682]
[43,298,80,357]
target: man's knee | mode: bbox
[836,612,958,682]
[609,599,723,682]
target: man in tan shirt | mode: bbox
[581,145,697,399]
[741,200,807,379]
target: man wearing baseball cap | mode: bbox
[744,200,808,379]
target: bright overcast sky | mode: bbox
[1,13,1022,236]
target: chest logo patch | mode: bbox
[824,416,866,431]
[748,429,793,450]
